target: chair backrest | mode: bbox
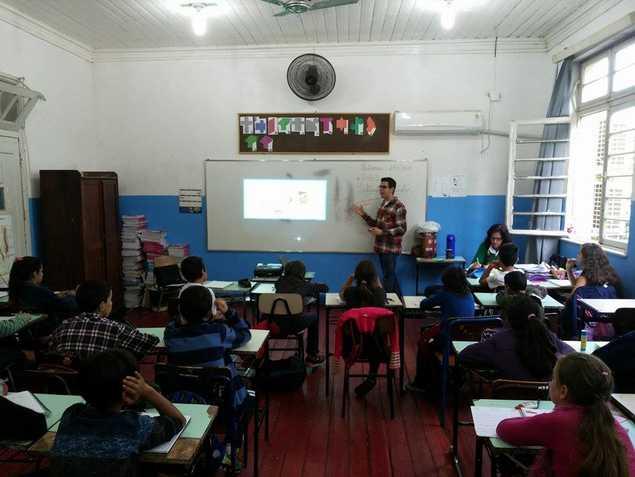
[21,363,80,395]
[154,264,184,288]
[448,316,504,341]
[340,308,395,363]
[155,363,232,406]
[491,379,550,400]
[258,293,304,316]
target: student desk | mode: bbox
[468,277,570,291]
[415,256,466,296]
[470,398,635,477]
[28,394,218,472]
[0,313,48,335]
[612,394,635,419]
[138,327,270,357]
[453,340,608,355]
[578,298,635,319]
[322,292,403,396]
[474,292,564,310]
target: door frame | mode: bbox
[0,128,33,255]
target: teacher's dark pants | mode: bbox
[378,253,401,296]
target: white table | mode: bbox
[578,298,635,315]
[474,292,564,310]
[613,394,635,417]
[468,277,571,290]
[453,340,608,354]
[138,327,269,356]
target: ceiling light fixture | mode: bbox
[419,0,488,31]
[166,1,225,36]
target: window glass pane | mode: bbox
[613,65,635,92]
[604,198,631,220]
[607,153,635,175]
[615,42,635,70]
[610,106,635,133]
[0,187,4,210]
[583,56,609,83]
[605,176,632,198]
[602,219,629,243]
[609,129,635,155]
[581,78,609,103]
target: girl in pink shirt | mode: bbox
[497,353,635,477]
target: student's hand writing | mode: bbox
[368,227,383,236]
[122,372,150,406]
[215,298,228,314]
[565,259,576,271]
[352,204,365,217]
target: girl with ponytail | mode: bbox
[460,295,573,380]
[339,260,386,308]
[498,353,635,476]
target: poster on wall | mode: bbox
[178,189,202,213]
[238,113,390,154]
[0,214,15,292]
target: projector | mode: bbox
[254,263,283,278]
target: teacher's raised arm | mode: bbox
[352,177,407,296]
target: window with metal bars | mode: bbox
[569,38,635,251]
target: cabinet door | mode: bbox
[101,179,122,308]
[80,179,106,281]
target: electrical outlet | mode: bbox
[488,91,502,102]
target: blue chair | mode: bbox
[439,316,503,427]
[563,284,618,339]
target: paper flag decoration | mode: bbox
[336,117,349,134]
[353,117,364,135]
[320,117,333,135]
[290,117,305,135]
[268,117,278,135]
[278,117,291,134]
[259,136,274,152]
[239,116,254,135]
[254,117,267,134]
[245,135,258,152]
[366,116,377,136]
[305,117,320,137]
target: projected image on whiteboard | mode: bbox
[243,179,327,221]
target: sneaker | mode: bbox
[405,382,427,394]
[354,378,377,397]
[305,354,325,367]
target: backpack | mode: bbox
[256,356,306,392]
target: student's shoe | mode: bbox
[305,354,325,367]
[354,378,377,397]
[404,382,427,394]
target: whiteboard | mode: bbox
[205,160,427,253]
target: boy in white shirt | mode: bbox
[479,243,519,290]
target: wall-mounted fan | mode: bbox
[261,0,359,17]
[287,54,336,101]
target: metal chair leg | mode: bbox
[388,369,395,419]
[341,367,349,418]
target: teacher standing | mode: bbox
[353,177,407,296]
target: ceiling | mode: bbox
[0,0,618,50]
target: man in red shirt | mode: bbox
[352,177,407,296]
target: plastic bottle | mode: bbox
[580,329,588,352]
[446,234,456,259]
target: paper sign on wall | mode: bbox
[178,189,202,214]
[431,175,466,197]
[0,214,16,287]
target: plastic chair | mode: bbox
[491,379,550,400]
[152,256,184,310]
[257,294,306,365]
[339,308,396,419]
[155,363,257,476]
[439,316,503,427]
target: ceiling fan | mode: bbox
[260,0,359,17]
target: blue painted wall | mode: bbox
[116,194,512,295]
[559,200,635,298]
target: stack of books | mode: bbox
[139,229,168,286]
[121,215,146,309]
[167,244,190,260]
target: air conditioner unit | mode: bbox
[394,110,484,135]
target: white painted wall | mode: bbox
[0,16,97,195]
[94,47,555,196]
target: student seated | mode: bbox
[497,353,635,477]
[496,271,547,309]
[560,243,623,339]
[459,296,574,381]
[407,268,475,393]
[274,260,328,366]
[8,256,77,314]
[50,349,186,477]
[164,285,251,410]
[51,281,159,359]
[340,260,386,307]
[479,242,519,289]
[339,260,386,396]
[179,256,217,315]
[593,311,635,393]
[467,223,512,273]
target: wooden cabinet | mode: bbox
[39,171,122,309]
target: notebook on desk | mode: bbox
[142,413,191,453]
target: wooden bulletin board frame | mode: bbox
[238,113,390,154]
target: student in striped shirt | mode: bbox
[164,285,251,410]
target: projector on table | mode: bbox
[254,263,284,278]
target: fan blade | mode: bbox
[260,0,285,5]
[309,0,359,11]
[273,9,293,16]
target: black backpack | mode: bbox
[256,356,306,392]
[0,396,47,441]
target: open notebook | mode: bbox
[5,391,51,416]
[142,413,191,454]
